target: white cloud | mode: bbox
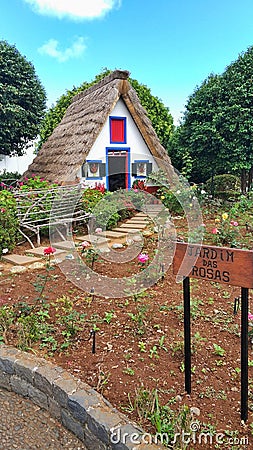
[23,0,121,20]
[38,37,86,62]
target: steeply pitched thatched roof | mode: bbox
[24,70,171,183]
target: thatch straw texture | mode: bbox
[24,70,171,183]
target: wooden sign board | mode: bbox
[173,242,253,288]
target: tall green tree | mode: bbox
[168,74,229,182]
[0,41,46,156]
[37,68,174,150]
[169,46,253,192]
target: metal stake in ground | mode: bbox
[241,287,249,422]
[183,276,191,394]
[91,330,96,354]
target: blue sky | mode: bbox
[1,0,253,124]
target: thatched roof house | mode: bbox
[25,70,171,190]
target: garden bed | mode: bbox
[0,211,253,448]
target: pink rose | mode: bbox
[230,220,238,227]
[81,241,90,248]
[211,228,218,234]
[137,253,149,264]
[248,313,253,321]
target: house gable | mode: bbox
[81,98,158,190]
[24,70,171,185]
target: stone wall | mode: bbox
[0,345,166,449]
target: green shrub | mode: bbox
[0,190,18,255]
[93,197,120,229]
[20,175,57,191]
[205,174,241,200]
[0,169,21,188]
[157,187,183,214]
[81,188,104,213]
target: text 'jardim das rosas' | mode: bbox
[174,243,253,288]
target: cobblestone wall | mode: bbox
[0,345,165,450]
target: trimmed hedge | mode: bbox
[205,174,241,200]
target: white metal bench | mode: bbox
[14,185,93,248]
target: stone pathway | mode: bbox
[1,205,164,269]
[0,387,87,450]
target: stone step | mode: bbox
[135,213,149,217]
[53,241,76,251]
[98,231,127,239]
[75,235,110,244]
[25,247,66,258]
[125,219,149,224]
[2,254,43,266]
[117,223,147,229]
[112,227,144,234]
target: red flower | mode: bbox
[43,246,56,255]
[211,228,218,234]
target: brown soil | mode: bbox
[0,224,252,449]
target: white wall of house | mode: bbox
[80,98,158,190]
[0,143,35,177]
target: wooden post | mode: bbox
[241,287,249,422]
[183,277,191,394]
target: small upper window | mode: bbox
[110,117,126,143]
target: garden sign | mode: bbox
[173,242,253,422]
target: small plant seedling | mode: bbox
[215,359,226,366]
[138,341,146,352]
[213,343,226,357]
[158,335,168,352]
[149,345,159,359]
[103,311,114,324]
[123,367,135,376]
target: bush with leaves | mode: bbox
[81,187,105,213]
[0,40,46,156]
[92,194,120,229]
[205,174,241,200]
[0,170,21,189]
[0,190,18,255]
[19,174,57,191]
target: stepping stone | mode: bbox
[75,235,110,244]
[2,254,42,266]
[135,213,148,217]
[125,219,149,224]
[53,241,76,250]
[113,227,143,234]
[117,223,147,229]
[98,231,126,239]
[25,247,65,257]
[10,266,27,273]
[28,261,45,270]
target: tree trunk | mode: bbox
[241,169,247,194]
[248,166,253,192]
